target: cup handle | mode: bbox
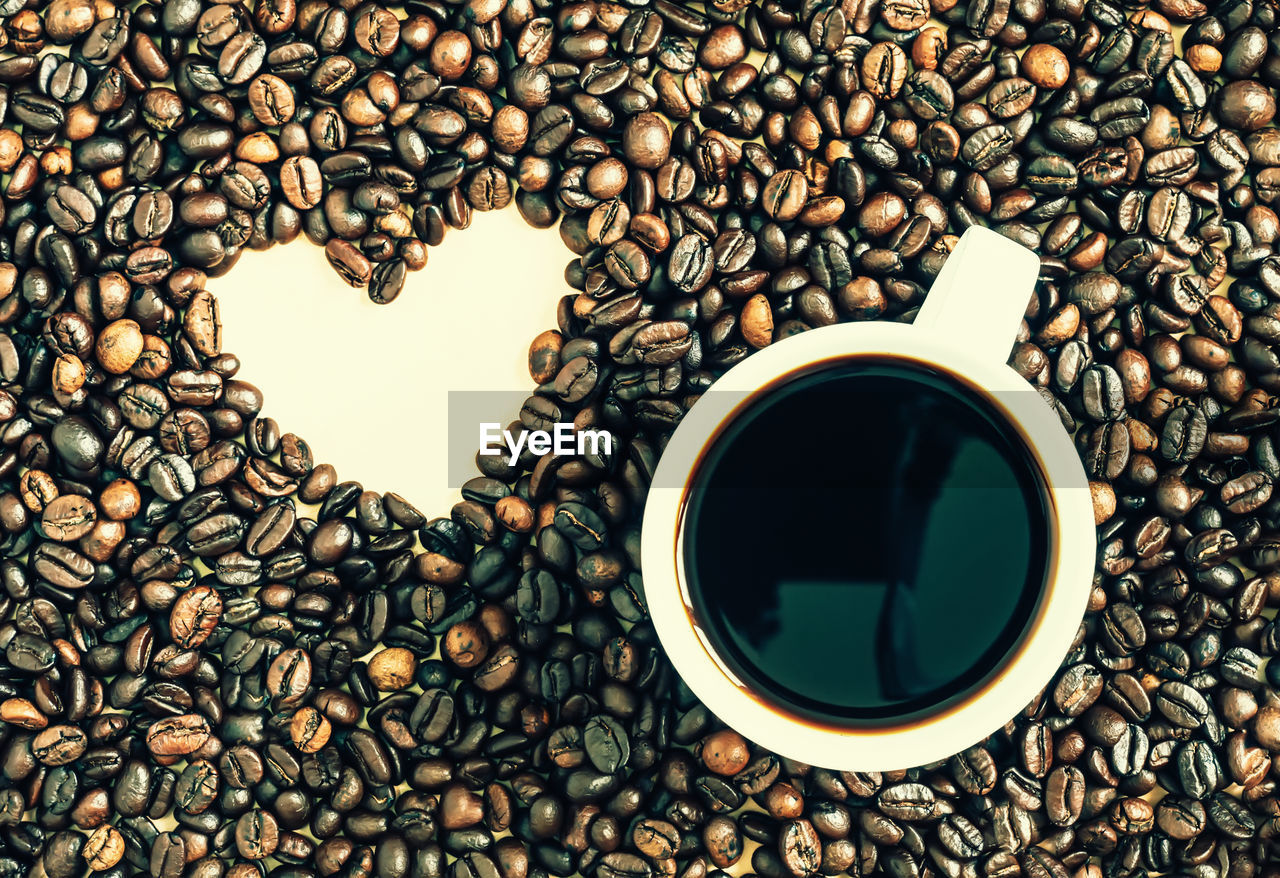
[913,226,1041,366]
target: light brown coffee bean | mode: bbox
[51,353,86,395]
[290,706,332,753]
[44,0,96,43]
[443,620,490,669]
[701,729,750,775]
[146,714,212,757]
[96,319,144,374]
[862,42,908,100]
[41,494,97,541]
[0,697,48,729]
[34,724,89,765]
[83,825,125,871]
[1021,44,1070,89]
[99,478,141,520]
[170,585,223,649]
[761,170,808,221]
[740,294,773,349]
[496,495,534,532]
[367,647,416,690]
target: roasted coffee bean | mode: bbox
[1161,404,1208,463]
[33,724,88,766]
[146,714,211,757]
[761,170,808,222]
[778,819,821,876]
[150,833,185,878]
[236,809,280,859]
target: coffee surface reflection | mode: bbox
[684,360,1052,722]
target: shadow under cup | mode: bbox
[677,353,1061,730]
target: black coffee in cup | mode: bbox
[682,357,1053,724]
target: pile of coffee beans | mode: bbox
[4,0,1280,877]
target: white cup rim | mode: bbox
[641,320,1096,771]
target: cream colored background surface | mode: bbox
[217,209,570,516]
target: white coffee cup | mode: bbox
[642,226,1096,771]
